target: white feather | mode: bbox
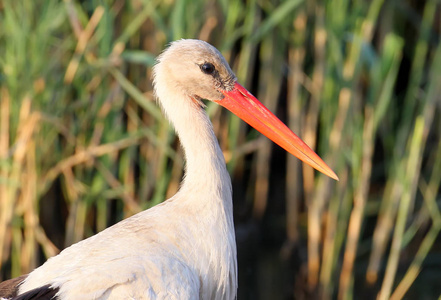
[19,40,237,300]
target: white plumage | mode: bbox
[1,39,337,300]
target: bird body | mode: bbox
[19,194,236,300]
[0,39,336,300]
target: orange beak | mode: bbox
[215,83,338,181]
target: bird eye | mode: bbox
[200,63,215,75]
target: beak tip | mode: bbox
[322,167,339,181]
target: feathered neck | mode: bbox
[153,64,237,299]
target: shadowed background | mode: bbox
[0,0,440,299]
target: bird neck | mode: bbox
[178,106,230,195]
[153,80,237,298]
[156,87,232,204]
[161,94,236,298]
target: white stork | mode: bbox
[0,39,337,300]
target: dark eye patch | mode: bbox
[200,63,215,75]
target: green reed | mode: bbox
[0,0,440,299]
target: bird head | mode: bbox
[154,39,236,102]
[153,39,338,180]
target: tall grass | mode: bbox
[0,0,440,299]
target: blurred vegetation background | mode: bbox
[0,0,440,299]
